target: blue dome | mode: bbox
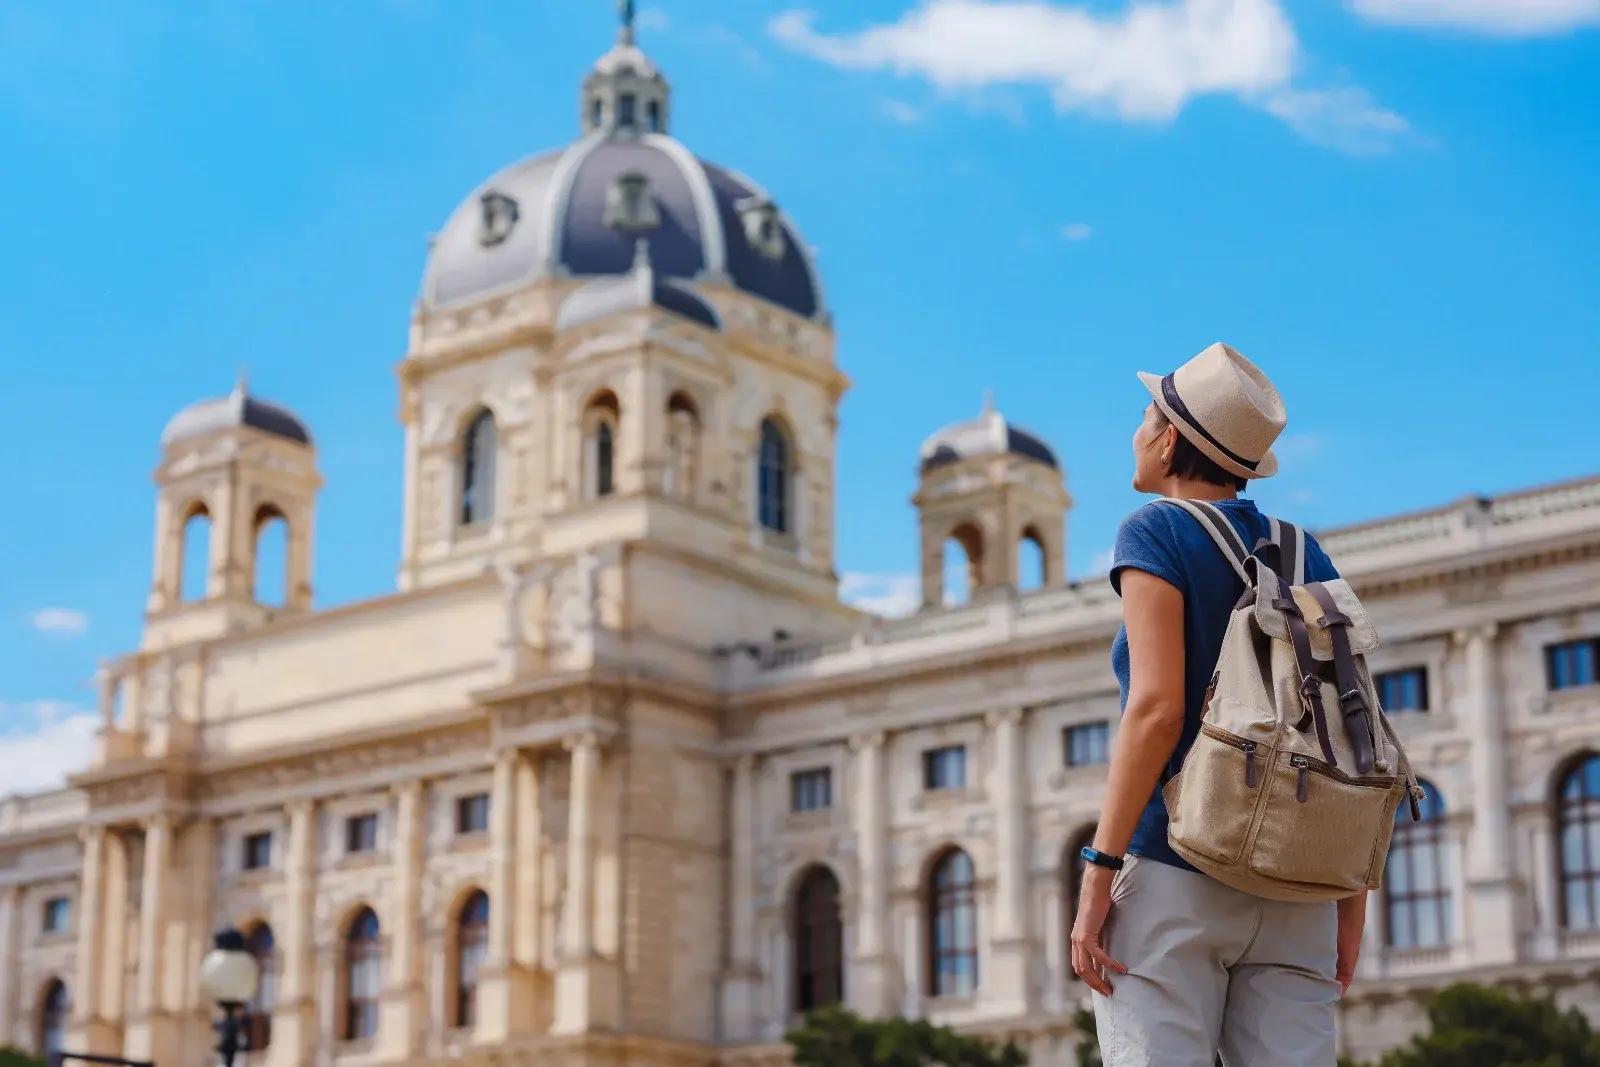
[919,400,1058,473]
[162,381,312,447]
[421,135,824,321]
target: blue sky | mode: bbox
[1,0,1597,792]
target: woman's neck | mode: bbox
[1164,479,1240,503]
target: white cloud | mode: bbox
[770,0,1410,153]
[1271,431,1326,468]
[635,7,671,33]
[0,701,97,797]
[1060,221,1093,241]
[1349,0,1600,35]
[1088,547,1116,575]
[29,608,89,638]
[839,572,924,618]
[1259,86,1410,155]
[701,25,769,70]
[880,97,925,123]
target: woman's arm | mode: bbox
[1094,568,1188,856]
[1072,568,1188,993]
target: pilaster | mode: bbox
[380,781,425,1060]
[1456,624,1519,965]
[477,752,532,1043]
[719,755,762,1041]
[123,816,177,1066]
[553,733,621,1035]
[0,885,19,1046]
[986,708,1033,1014]
[268,800,317,1067]
[848,731,896,1018]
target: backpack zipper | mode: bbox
[1292,754,1309,803]
[1198,723,1261,789]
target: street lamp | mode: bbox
[198,928,261,1067]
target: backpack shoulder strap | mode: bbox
[1153,499,1252,585]
[1268,518,1307,586]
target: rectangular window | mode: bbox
[456,794,490,836]
[791,769,832,813]
[923,746,967,791]
[1064,722,1112,767]
[345,814,378,854]
[242,832,273,871]
[1548,639,1600,691]
[617,93,637,128]
[1376,667,1430,713]
[42,897,70,934]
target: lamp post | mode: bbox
[198,928,261,1067]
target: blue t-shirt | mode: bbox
[1109,497,1341,871]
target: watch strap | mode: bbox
[1080,846,1125,872]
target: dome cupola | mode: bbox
[581,0,671,137]
[918,392,1058,473]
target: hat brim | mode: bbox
[1137,370,1277,480]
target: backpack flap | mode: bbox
[1252,578,1379,659]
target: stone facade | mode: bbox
[7,18,1600,1067]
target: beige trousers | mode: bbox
[1092,856,1340,1067]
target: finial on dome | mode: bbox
[234,364,250,397]
[618,0,636,44]
[981,388,995,416]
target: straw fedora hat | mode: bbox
[1137,343,1286,480]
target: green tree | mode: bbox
[0,1048,46,1067]
[1344,983,1600,1067]
[785,1004,1028,1067]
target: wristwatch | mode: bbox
[1080,846,1125,871]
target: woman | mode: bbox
[1071,343,1366,1066]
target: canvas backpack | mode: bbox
[1155,499,1425,903]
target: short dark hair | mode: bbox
[1151,407,1248,491]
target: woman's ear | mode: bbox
[1160,425,1178,466]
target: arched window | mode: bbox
[37,979,68,1058]
[792,866,843,1013]
[343,908,381,1041]
[181,503,213,602]
[245,923,277,1050]
[253,504,288,608]
[584,391,621,500]
[646,100,662,132]
[1063,826,1097,978]
[1384,783,1451,949]
[927,849,978,998]
[942,523,984,606]
[757,417,791,534]
[664,392,701,502]
[1018,527,1046,591]
[461,410,497,526]
[455,891,489,1029]
[1559,755,1600,930]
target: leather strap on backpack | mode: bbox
[1273,576,1339,768]
[1305,582,1378,776]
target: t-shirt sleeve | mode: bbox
[1303,532,1342,583]
[1109,504,1185,597]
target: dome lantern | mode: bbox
[581,0,671,137]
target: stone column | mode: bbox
[476,751,528,1042]
[0,885,20,1047]
[552,733,618,1034]
[398,418,420,591]
[125,816,177,1064]
[987,708,1033,1013]
[99,833,129,1030]
[381,782,424,1058]
[1458,624,1518,964]
[1533,817,1560,949]
[268,801,317,1067]
[70,827,108,1046]
[720,755,761,1041]
[513,756,544,971]
[849,731,895,1017]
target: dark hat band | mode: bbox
[1160,373,1260,473]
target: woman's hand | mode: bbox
[1070,864,1127,996]
[1335,891,1367,996]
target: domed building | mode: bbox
[5,12,1600,1067]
